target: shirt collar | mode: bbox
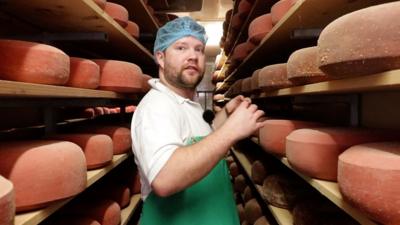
[149,79,198,105]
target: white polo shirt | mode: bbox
[131,79,212,199]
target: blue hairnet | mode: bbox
[153,16,208,54]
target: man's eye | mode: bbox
[177,46,185,50]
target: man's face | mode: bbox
[157,36,206,90]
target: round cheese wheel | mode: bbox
[50,216,101,225]
[73,199,121,225]
[271,0,298,25]
[104,2,129,28]
[229,162,240,178]
[103,185,131,209]
[93,59,143,93]
[0,39,69,85]
[125,21,140,39]
[0,140,86,212]
[237,204,245,223]
[128,170,141,195]
[234,175,247,193]
[287,127,397,181]
[231,14,243,31]
[231,42,256,64]
[225,9,233,24]
[318,2,400,78]
[258,63,293,91]
[66,57,100,89]
[251,69,262,92]
[141,74,152,93]
[93,0,107,9]
[259,119,324,156]
[88,126,132,155]
[0,176,14,225]
[243,186,253,203]
[240,77,253,95]
[254,216,271,225]
[248,14,273,45]
[338,142,400,225]
[226,156,234,167]
[50,133,113,169]
[251,160,267,185]
[244,199,262,224]
[287,47,329,85]
[238,0,253,19]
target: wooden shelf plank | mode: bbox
[0,80,129,99]
[14,154,130,225]
[113,0,159,34]
[121,194,142,225]
[279,157,377,225]
[1,0,155,66]
[148,0,170,10]
[256,69,400,98]
[231,148,294,224]
[226,0,398,82]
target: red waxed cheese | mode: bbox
[66,57,100,89]
[50,216,101,225]
[271,0,298,26]
[0,176,15,225]
[73,199,121,225]
[248,14,273,45]
[244,199,263,224]
[97,184,131,209]
[93,59,143,93]
[125,21,140,39]
[231,42,256,64]
[142,74,152,93]
[318,2,400,78]
[258,63,293,91]
[338,142,400,225]
[259,119,324,156]
[286,127,398,181]
[0,140,86,212]
[104,2,129,28]
[50,133,113,170]
[0,39,69,85]
[93,0,106,9]
[128,170,141,195]
[287,47,330,85]
[87,126,132,154]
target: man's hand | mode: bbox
[225,95,251,114]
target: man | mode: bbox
[131,16,265,225]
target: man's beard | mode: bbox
[164,61,204,89]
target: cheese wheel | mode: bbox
[251,69,262,92]
[251,160,267,185]
[226,156,234,167]
[93,59,143,93]
[231,14,243,31]
[231,42,256,64]
[104,2,129,28]
[0,140,86,212]
[234,175,247,193]
[318,2,400,78]
[93,0,107,9]
[0,39,69,85]
[287,47,329,85]
[237,204,245,223]
[102,185,131,209]
[271,0,297,25]
[338,142,400,225]
[88,126,132,154]
[244,199,262,224]
[258,63,293,91]
[248,14,273,45]
[254,216,271,225]
[125,21,140,39]
[0,176,14,225]
[243,186,253,203]
[240,77,253,95]
[287,127,397,181]
[238,0,253,19]
[259,119,323,156]
[229,162,240,178]
[50,216,101,225]
[73,199,121,225]
[142,74,152,93]
[66,57,100,89]
[50,133,113,169]
[128,170,141,195]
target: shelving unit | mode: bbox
[231,147,294,224]
[14,153,130,225]
[121,194,142,225]
[0,0,155,66]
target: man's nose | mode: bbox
[187,48,199,61]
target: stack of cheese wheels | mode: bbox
[0,39,69,85]
[318,2,400,78]
[0,176,14,225]
[66,57,100,89]
[287,47,329,85]
[248,14,273,45]
[71,199,121,225]
[125,21,140,39]
[257,63,293,91]
[251,69,262,93]
[50,216,101,225]
[259,119,324,156]
[104,2,129,27]
[286,127,397,181]
[50,133,113,170]
[338,142,400,224]
[244,199,263,224]
[86,126,132,155]
[93,0,107,9]
[271,0,298,25]
[93,59,143,93]
[141,74,152,93]
[0,140,86,212]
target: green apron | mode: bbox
[140,136,240,225]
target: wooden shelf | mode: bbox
[148,0,170,11]
[0,80,130,99]
[231,148,294,224]
[279,157,377,225]
[14,153,130,225]
[121,194,142,225]
[225,0,398,83]
[1,0,155,66]
[255,69,400,98]
[113,0,159,34]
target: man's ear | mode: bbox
[155,51,165,69]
